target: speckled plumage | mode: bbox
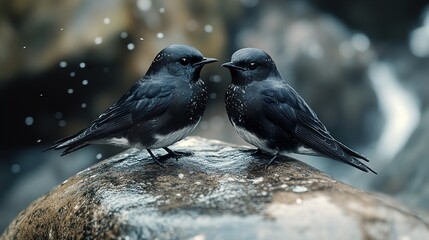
[223,48,376,173]
[48,44,216,164]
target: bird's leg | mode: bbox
[252,153,280,170]
[266,154,279,166]
[252,149,264,155]
[146,149,167,168]
[161,147,192,161]
[258,154,280,169]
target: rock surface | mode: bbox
[1,137,428,239]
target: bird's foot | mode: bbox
[146,149,169,168]
[254,154,279,170]
[161,147,193,161]
[252,149,265,156]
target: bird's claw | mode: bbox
[146,149,171,167]
[252,149,264,156]
[162,148,192,161]
[251,154,279,170]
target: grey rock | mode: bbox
[2,137,428,240]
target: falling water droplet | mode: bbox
[120,32,128,39]
[11,164,21,174]
[25,116,34,126]
[59,61,68,68]
[103,18,111,24]
[127,43,135,50]
[204,24,213,33]
[94,37,103,45]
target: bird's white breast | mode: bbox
[234,125,276,154]
[100,124,197,150]
[150,125,196,149]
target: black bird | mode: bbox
[222,48,376,173]
[47,44,217,165]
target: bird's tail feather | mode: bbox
[333,139,376,173]
[44,133,90,155]
[337,145,377,174]
[60,144,90,156]
[336,140,369,162]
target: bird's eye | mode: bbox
[248,62,258,70]
[179,58,190,66]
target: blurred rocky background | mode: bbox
[1,0,429,233]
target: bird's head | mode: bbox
[147,44,217,81]
[222,48,280,85]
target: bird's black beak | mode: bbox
[193,57,218,67]
[222,62,246,71]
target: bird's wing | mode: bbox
[261,85,374,173]
[51,79,175,151]
[90,82,174,137]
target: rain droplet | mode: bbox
[209,93,217,99]
[127,43,135,50]
[103,17,111,24]
[82,80,88,85]
[156,32,164,39]
[137,0,152,11]
[81,103,87,108]
[59,61,68,68]
[159,7,165,13]
[307,42,324,59]
[40,93,43,97]
[67,88,74,94]
[139,37,144,41]
[120,32,128,39]
[25,116,34,126]
[351,33,370,52]
[209,75,222,83]
[60,27,64,31]
[37,139,41,143]
[55,112,63,119]
[94,37,103,45]
[11,164,21,174]
[178,173,184,179]
[23,46,27,49]
[204,24,213,33]
[79,62,86,68]
[96,153,102,159]
[70,72,76,77]
[58,120,67,127]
